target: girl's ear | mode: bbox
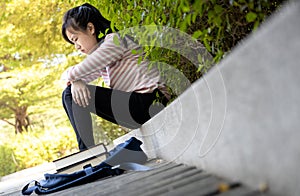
[87,22,95,35]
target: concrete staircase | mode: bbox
[114,1,300,196]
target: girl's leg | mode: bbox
[93,86,167,129]
[62,84,167,150]
[62,85,95,151]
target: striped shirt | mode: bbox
[62,33,169,98]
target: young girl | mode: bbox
[61,3,169,151]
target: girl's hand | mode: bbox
[71,80,91,107]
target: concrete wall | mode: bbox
[115,1,300,196]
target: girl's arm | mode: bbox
[62,34,124,82]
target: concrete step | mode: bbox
[41,159,269,196]
[114,1,300,196]
[1,159,268,196]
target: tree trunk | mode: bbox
[15,106,30,134]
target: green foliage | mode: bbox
[11,128,77,167]
[92,114,128,144]
[0,0,80,133]
[0,145,17,177]
[0,62,64,133]
[0,0,76,69]
[91,0,284,86]
[0,127,78,177]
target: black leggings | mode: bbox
[62,85,167,150]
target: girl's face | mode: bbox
[66,22,98,54]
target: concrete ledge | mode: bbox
[115,1,300,196]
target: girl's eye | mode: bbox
[71,37,78,43]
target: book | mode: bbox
[53,143,111,173]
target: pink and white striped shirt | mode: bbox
[62,33,169,99]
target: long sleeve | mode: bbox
[62,34,124,82]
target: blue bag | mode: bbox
[22,137,149,195]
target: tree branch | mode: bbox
[0,119,15,127]
[0,101,17,113]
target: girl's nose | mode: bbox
[75,43,81,50]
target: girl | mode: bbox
[61,3,169,151]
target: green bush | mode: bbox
[96,0,283,59]
[0,145,18,177]
[0,127,78,176]
[90,0,284,97]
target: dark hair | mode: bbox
[62,3,114,44]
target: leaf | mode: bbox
[214,5,223,14]
[192,30,202,39]
[182,6,190,13]
[246,12,257,22]
[131,49,137,54]
[137,56,143,65]
[113,35,120,46]
[98,32,104,39]
[208,10,215,20]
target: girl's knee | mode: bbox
[62,85,72,102]
[62,85,71,95]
